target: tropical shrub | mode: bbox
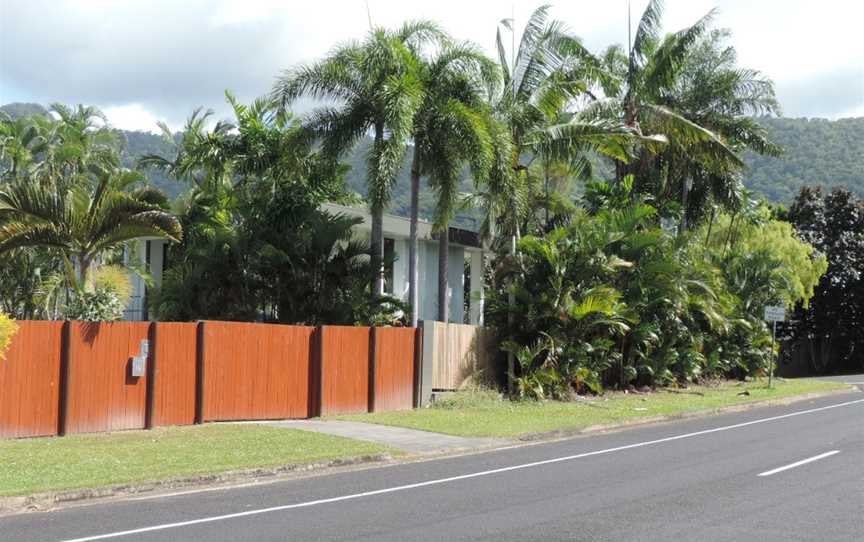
[0,311,17,361]
[487,179,827,396]
[66,288,125,321]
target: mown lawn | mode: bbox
[0,424,392,497]
[338,379,851,438]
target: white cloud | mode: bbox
[102,104,166,133]
[1,0,861,124]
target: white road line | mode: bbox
[757,450,841,477]
[60,397,864,542]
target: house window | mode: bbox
[142,240,151,321]
[384,238,395,294]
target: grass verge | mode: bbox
[0,424,392,497]
[338,379,851,438]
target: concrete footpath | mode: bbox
[261,419,505,454]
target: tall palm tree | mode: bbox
[482,5,654,245]
[0,172,182,290]
[273,21,445,297]
[583,0,779,229]
[405,41,500,325]
[660,28,780,227]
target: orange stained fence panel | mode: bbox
[0,321,63,438]
[320,326,371,416]
[152,322,199,427]
[65,321,151,434]
[201,321,314,421]
[372,327,417,412]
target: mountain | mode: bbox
[4,103,862,221]
[742,117,864,202]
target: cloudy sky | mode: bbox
[1,0,862,132]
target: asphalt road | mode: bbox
[4,391,863,542]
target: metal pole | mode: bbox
[769,320,776,388]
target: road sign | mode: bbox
[763,306,786,388]
[764,305,786,322]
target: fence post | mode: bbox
[413,325,423,408]
[369,327,378,413]
[144,323,157,430]
[308,326,322,418]
[57,321,71,436]
[194,321,206,424]
[417,321,435,407]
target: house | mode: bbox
[123,204,487,325]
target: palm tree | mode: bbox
[0,112,50,179]
[0,172,182,290]
[138,107,232,192]
[480,5,654,244]
[583,0,779,229]
[37,104,122,186]
[660,28,780,227]
[273,21,445,298]
[485,5,652,389]
[489,4,586,243]
[404,41,500,325]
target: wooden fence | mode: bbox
[427,322,497,391]
[0,320,419,438]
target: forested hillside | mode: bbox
[4,102,861,217]
[743,117,864,201]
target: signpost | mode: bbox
[763,306,786,387]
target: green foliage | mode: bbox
[786,187,864,372]
[744,118,864,202]
[0,103,181,320]
[487,178,827,396]
[93,265,133,307]
[6,104,858,230]
[702,210,827,308]
[65,288,125,321]
[0,248,65,319]
[0,311,17,361]
[150,95,403,326]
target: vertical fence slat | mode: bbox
[151,322,198,427]
[64,321,150,434]
[200,321,314,421]
[372,327,417,412]
[0,321,63,438]
[319,326,371,416]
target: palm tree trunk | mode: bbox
[704,206,716,250]
[543,161,550,228]
[408,150,421,326]
[507,232,516,395]
[724,211,738,256]
[369,124,386,298]
[370,211,385,296]
[77,253,92,292]
[679,178,692,234]
[437,227,449,322]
